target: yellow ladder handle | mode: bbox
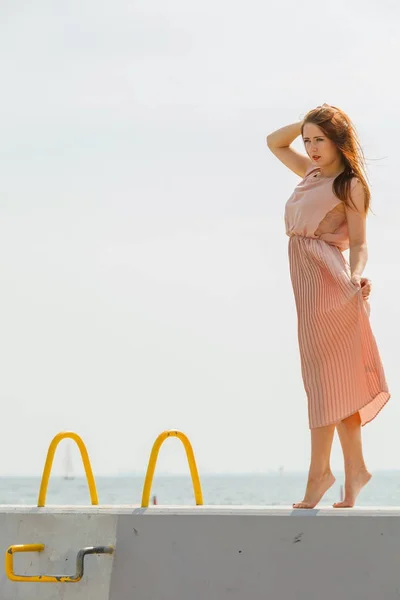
[37,431,99,507]
[141,430,203,507]
[5,544,114,583]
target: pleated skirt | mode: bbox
[288,235,390,429]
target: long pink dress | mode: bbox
[285,165,390,429]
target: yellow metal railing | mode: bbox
[37,432,99,507]
[5,544,114,583]
[141,430,203,507]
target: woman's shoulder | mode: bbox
[350,175,362,187]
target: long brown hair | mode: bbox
[301,104,370,212]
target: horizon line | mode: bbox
[2,469,400,478]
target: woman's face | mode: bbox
[302,122,342,169]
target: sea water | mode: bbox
[2,472,400,506]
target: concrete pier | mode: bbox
[1,505,399,599]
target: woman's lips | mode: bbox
[312,155,321,161]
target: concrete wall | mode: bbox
[0,508,117,600]
[2,506,400,600]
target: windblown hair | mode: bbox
[301,104,370,212]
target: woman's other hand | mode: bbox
[360,277,371,300]
[350,275,371,300]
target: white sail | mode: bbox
[64,443,75,480]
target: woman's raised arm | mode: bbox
[266,121,312,178]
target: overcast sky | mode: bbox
[1,0,399,477]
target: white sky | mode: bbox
[1,0,399,476]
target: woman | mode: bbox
[266,104,390,509]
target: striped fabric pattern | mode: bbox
[289,235,390,429]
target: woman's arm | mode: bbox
[345,179,368,286]
[266,121,312,177]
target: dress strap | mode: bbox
[303,165,320,180]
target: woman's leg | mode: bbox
[333,411,372,508]
[293,424,336,509]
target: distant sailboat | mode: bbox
[64,443,74,480]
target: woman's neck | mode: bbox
[318,162,345,178]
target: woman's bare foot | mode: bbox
[293,471,336,509]
[333,469,372,508]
